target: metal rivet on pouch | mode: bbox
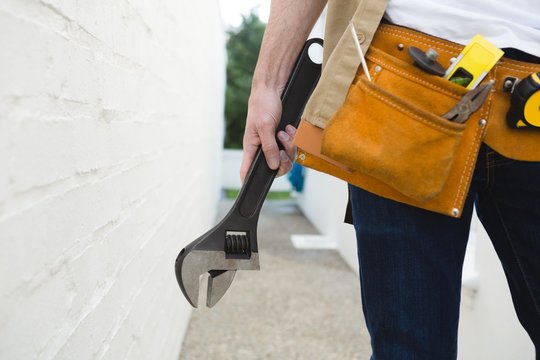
[425,48,440,61]
[479,118,487,128]
[298,153,306,161]
[503,77,518,92]
[452,208,460,217]
[449,57,457,63]
[374,65,382,73]
[397,43,405,51]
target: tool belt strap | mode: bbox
[301,0,389,129]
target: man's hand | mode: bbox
[239,86,297,182]
[238,0,327,183]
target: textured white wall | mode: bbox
[221,149,291,192]
[296,169,347,246]
[0,1,225,359]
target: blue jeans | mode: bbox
[349,144,540,359]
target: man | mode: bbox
[241,0,540,358]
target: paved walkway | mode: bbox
[179,200,372,360]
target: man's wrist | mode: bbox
[249,81,283,100]
[251,71,288,94]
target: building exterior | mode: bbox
[0,1,225,359]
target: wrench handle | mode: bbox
[236,38,322,219]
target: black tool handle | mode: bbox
[506,72,540,129]
[233,38,322,219]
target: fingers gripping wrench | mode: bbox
[175,39,323,308]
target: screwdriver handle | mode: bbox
[235,38,323,219]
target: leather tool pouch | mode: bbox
[295,46,489,218]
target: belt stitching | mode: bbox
[453,79,492,210]
[377,27,461,54]
[360,82,462,135]
[378,27,540,73]
[454,121,484,211]
[366,55,462,99]
[496,62,540,73]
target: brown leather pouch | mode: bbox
[295,46,488,218]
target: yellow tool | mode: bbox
[445,35,504,89]
[506,72,540,129]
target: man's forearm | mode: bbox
[252,0,327,94]
[240,0,326,180]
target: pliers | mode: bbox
[175,39,323,308]
[442,82,493,123]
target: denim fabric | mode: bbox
[349,144,540,359]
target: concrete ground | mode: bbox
[179,199,372,360]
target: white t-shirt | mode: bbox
[385,0,540,58]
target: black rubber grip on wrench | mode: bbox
[237,38,323,219]
[183,38,323,254]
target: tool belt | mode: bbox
[294,24,540,217]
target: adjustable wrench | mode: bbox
[175,38,323,308]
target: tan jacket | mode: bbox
[303,0,388,129]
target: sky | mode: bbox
[219,0,270,28]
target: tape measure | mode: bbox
[506,72,540,129]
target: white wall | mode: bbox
[0,1,225,359]
[296,168,354,256]
[458,222,534,360]
[221,149,291,192]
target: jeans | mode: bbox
[349,144,540,359]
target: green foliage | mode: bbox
[224,13,266,149]
[225,189,291,200]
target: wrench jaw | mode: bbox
[207,270,236,308]
[175,248,260,308]
[175,248,202,308]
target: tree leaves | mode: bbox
[224,13,266,149]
